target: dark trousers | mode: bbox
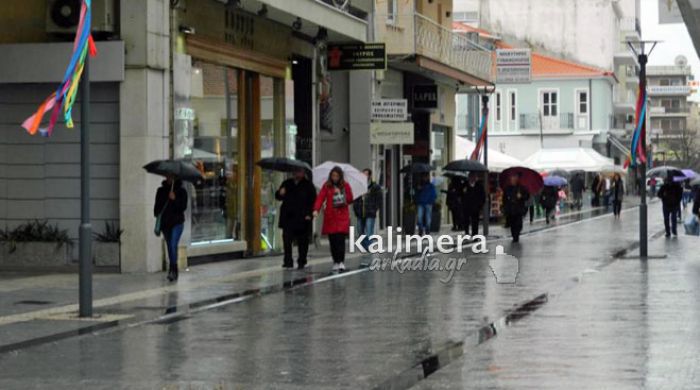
[613,200,622,216]
[450,205,463,229]
[463,210,480,236]
[328,233,347,263]
[544,207,555,223]
[283,229,310,267]
[528,205,535,224]
[507,214,523,241]
[662,205,679,235]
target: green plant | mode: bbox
[0,220,73,253]
[94,221,123,243]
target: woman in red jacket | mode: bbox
[313,166,354,272]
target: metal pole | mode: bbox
[481,94,490,236]
[79,54,93,317]
[638,53,648,259]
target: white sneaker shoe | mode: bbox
[338,262,346,272]
[332,263,340,272]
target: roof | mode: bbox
[495,41,614,79]
[452,22,500,40]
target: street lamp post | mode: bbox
[476,86,495,236]
[79,46,93,317]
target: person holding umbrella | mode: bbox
[415,173,437,236]
[153,174,188,282]
[540,185,558,224]
[461,172,485,236]
[657,178,684,237]
[444,175,464,231]
[313,166,354,272]
[570,172,585,210]
[502,174,530,242]
[275,167,317,269]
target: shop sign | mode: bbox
[496,49,531,83]
[327,43,386,71]
[412,85,438,109]
[371,99,408,121]
[175,107,195,121]
[370,122,414,144]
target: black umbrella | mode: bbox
[400,163,433,173]
[647,165,684,179]
[442,171,468,178]
[257,157,311,173]
[443,159,488,172]
[143,159,203,182]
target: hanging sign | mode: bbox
[327,43,386,71]
[371,99,407,121]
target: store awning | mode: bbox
[523,147,619,172]
[453,136,523,172]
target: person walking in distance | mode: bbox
[275,168,317,270]
[154,175,188,282]
[415,173,437,235]
[540,185,558,224]
[502,174,530,243]
[313,166,354,272]
[657,179,683,237]
[612,173,624,219]
[353,169,382,251]
[461,172,485,236]
[570,173,585,210]
[591,174,601,207]
[445,176,464,231]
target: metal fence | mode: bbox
[519,113,574,130]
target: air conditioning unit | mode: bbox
[46,0,115,34]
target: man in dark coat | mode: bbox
[570,173,585,210]
[353,169,383,251]
[461,173,486,236]
[540,185,559,224]
[276,168,317,269]
[445,177,464,231]
[657,180,683,237]
[502,174,530,242]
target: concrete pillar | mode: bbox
[349,71,372,170]
[119,0,170,272]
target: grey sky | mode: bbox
[641,0,700,100]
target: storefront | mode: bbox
[172,3,314,258]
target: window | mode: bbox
[387,0,397,24]
[578,90,588,114]
[542,91,557,117]
[495,91,502,121]
[660,79,670,86]
[510,91,516,121]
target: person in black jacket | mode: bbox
[657,180,683,237]
[693,186,700,217]
[154,176,188,282]
[570,173,585,210]
[502,174,530,243]
[445,177,464,231]
[276,168,317,269]
[540,185,559,224]
[461,173,486,236]
[353,169,382,251]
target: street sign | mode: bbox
[496,49,531,83]
[369,122,414,144]
[371,99,407,121]
[327,43,386,71]
[412,85,438,109]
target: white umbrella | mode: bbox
[312,161,367,199]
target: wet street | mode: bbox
[1,201,700,389]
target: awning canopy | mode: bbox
[452,136,523,172]
[523,147,620,172]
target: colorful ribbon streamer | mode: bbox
[470,110,488,161]
[624,86,648,168]
[21,0,97,137]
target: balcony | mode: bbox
[375,12,492,84]
[648,85,693,96]
[519,113,574,132]
[649,106,691,116]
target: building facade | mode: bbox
[0,0,372,272]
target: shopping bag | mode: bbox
[684,215,700,236]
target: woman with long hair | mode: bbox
[612,173,624,219]
[313,166,354,272]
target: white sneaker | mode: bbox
[338,262,346,272]
[332,263,340,272]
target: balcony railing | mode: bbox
[650,106,690,114]
[519,113,574,131]
[375,12,492,82]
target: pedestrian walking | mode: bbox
[461,172,485,236]
[657,180,683,237]
[591,174,601,207]
[599,175,612,211]
[612,173,624,218]
[445,177,464,231]
[570,173,585,210]
[353,169,382,251]
[502,174,530,243]
[415,173,437,235]
[275,168,317,269]
[540,185,558,224]
[313,166,354,272]
[153,175,188,282]
[693,186,700,218]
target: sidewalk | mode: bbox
[0,197,643,352]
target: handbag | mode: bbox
[154,201,168,237]
[684,215,700,236]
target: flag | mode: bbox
[626,86,648,167]
[470,110,488,161]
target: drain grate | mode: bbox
[14,300,53,305]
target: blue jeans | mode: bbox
[165,224,184,269]
[417,204,432,233]
[356,217,376,250]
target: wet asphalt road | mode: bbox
[0,202,693,389]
